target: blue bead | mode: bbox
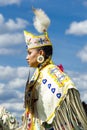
[48,84,51,89]
[51,88,56,93]
[42,79,47,84]
[56,93,61,98]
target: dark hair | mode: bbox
[37,45,53,60]
[82,101,87,116]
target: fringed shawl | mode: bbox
[53,89,87,130]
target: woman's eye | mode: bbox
[28,51,31,55]
[29,52,31,55]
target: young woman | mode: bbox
[17,8,87,130]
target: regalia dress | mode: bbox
[20,7,87,130]
[24,59,87,130]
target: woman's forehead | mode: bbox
[27,48,38,53]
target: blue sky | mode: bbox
[0,0,87,123]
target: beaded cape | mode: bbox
[17,59,87,130]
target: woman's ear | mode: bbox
[39,49,45,56]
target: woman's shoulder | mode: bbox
[42,64,63,74]
[41,63,74,88]
[41,64,65,81]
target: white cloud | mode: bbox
[65,20,87,35]
[0,48,21,55]
[0,0,21,6]
[0,14,4,24]
[0,13,29,52]
[77,45,87,62]
[16,67,35,79]
[0,65,35,122]
[8,78,26,89]
[0,33,24,47]
[83,1,87,7]
[0,66,29,80]
[0,83,5,91]
[1,102,24,113]
[0,89,23,101]
[67,70,87,103]
[0,14,29,33]
[81,92,87,102]
[5,18,29,31]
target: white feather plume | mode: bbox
[33,7,51,33]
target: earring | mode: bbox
[37,55,44,63]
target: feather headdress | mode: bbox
[24,7,52,49]
[32,7,51,33]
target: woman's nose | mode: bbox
[26,55,29,60]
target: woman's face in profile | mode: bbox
[26,48,40,67]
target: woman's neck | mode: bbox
[38,57,53,70]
